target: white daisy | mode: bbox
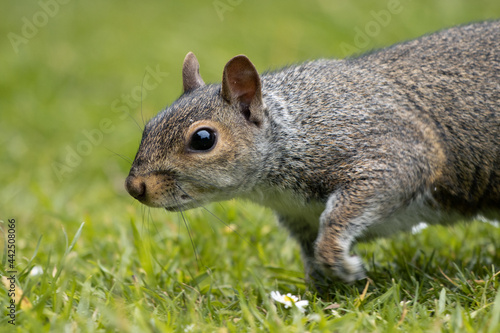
[30,265,43,277]
[183,324,195,332]
[270,291,309,313]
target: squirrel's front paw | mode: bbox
[315,244,366,284]
[325,254,366,283]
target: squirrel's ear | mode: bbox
[182,52,205,93]
[221,55,263,125]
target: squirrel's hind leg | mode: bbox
[276,214,330,290]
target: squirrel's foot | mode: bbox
[314,241,366,284]
[321,254,366,284]
[304,254,366,295]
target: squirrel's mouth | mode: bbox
[162,192,203,211]
[164,205,183,212]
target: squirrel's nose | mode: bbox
[125,175,146,201]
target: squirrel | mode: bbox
[125,21,500,287]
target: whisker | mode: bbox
[176,174,221,190]
[149,209,161,235]
[126,109,144,132]
[217,202,227,213]
[173,195,201,270]
[170,193,218,291]
[176,211,182,244]
[105,147,133,165]
[175,185,255,249]
[140,204,148,231]
[200,205,255,248]
[145,206,161,237]
[140,71,147,129]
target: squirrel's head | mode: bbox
[125,52,269,211]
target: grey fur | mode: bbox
[126,21,500,287]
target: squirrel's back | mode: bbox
[371,21,500,212]
[259,20,500,214]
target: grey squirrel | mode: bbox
[125,21,500,287]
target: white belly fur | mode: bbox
[246,188,469,242]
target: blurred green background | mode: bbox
[1,0,499,330]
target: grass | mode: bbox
[1,0,499,331]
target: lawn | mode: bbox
[1,0,500,332]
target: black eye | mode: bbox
[189,128,217,151]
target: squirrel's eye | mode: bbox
[189,128,217,151]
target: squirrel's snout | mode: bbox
[125,172,174,207]
[125,175,146,201]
